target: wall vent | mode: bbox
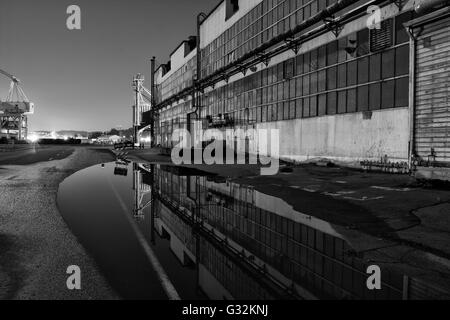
[370,19,393,52]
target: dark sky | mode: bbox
[0,0,215,132]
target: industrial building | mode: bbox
[142,0,450,179]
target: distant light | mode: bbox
[28,134,39,142]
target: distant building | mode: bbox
[96,135,121,144]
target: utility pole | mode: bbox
[150,57,156,148]
[132,74,145,147]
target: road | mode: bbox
[0,145,118,299]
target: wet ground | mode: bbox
[56,154,450,300]
[2,145,450,300]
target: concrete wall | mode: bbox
[257,108,410,163]
[220,107,410,164]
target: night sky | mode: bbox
[0,0,214,132]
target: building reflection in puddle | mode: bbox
[131,163,405,300]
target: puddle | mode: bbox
[57,161,437,300]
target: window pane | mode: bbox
[358,56,369,84]
[310,72,317,94]
[327,91,337,115]
[381,80,395,109]
[296,76,303,97]
[303,97,310,117]
[357,29,369,56]
[278,102,283,120]
[296,54,304,75]
[337,90,346,114]
[347,61,357,85]
[327,41,338,65]
[369,53,381,81]
[296,98,303,118]
[303,74,310,95]
[303,52,310,73]
[369,83,381,110]
[395,45,409,76]
[327,67,337,90]
[284,102,289,120]
[318,94,327,116]
[358,85,369,111]
[337,64,346,88]
[347,88,356,112]
[382,49,395,79]
[310,95,317,117]
[318,45,327,68]
[290,101,296,119]
[338,37,348,63]
[395,77,409,107]
[318,70,327,92]
[310,48,318,71]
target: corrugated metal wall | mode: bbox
[414,15,450,163]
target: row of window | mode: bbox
[201,0,341,78]
[156,56,196,104]
[197,38,409,123]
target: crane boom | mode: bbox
[0,68,34,141]
[0,68,19,83]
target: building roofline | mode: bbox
[404,6,450,28]
[199,0,225,26]
[169,40,188,57]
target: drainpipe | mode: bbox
[407,28,416,169]
[194,12,207,119]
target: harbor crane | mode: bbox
[0,68,34,140]
[132,73,153,147]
